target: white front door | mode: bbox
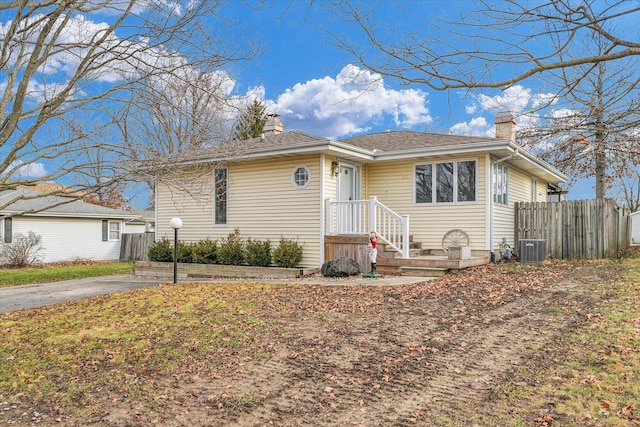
[338,165,356,202]
[337,164,360,233]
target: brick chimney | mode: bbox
[264,114,284,136]
[494,111,515,142]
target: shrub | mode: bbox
[147,238,173,262]
[192,239,218,264]
[245,238,271,267]
[178,241,196,263]
[0,231,45,267]
[217,229,245,265]
[272,237,303,268]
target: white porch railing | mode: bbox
[325,196,410,258]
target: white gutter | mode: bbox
[171,136,567,183]
[493,148,520,164]
[1,211,139,220]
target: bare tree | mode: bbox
[517,39,640,201]
[611,169,640,211]
[114,67,243,208]
[328,0,640,201]
[329,1,640,90]
[0,1,257,211]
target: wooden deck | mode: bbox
[377,254,490,276]
[325,235,490,277]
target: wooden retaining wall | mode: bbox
[134,261,311,279]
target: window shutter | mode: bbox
[4,218,11,243]
[102,220,108,241]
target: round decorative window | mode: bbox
[292,165,310,189]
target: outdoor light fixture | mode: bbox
[331,161,340,177]
[170,217,182,284]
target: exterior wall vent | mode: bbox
[518,239,546,263]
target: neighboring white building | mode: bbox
[630,211,640,244]
[129,209,156,233]
[0,188,139,264]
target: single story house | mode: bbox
[0,188,140,264]
[155,113,567,270]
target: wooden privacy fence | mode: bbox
[514,199,630,260]
[120,233,155,261]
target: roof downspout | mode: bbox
[319,154,326,268]
[486,154,494,258]
[494,148,520,164]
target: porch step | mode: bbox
[399,266,449,277]
[408,248,431,257]
[379,241,423,258]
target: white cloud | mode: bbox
[0,10,202,103]
[477,86,535,112]
[9,161,47,179]
[271,65,431,138]
[449,117,494,137]
[451,85,559,137]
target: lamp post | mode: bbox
[169,217,182,284]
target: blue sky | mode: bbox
[216,1,596,200]
[2,1,603,206]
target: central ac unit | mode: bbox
[519,239,546,263]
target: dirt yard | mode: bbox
[3,259,627,426]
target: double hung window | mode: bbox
[493,163,509,205]
[415,160,477,204]
[102,220,121,241]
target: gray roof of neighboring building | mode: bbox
[0,188,138,219]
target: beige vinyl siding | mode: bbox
[493,204,514,249]
[156,167,215,241]
[534,179,548,201]
[491,165,550,250]
[323,155,337,200]
[365,156,488,251]
[156,156,323,268]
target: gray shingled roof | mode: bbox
[200,130,491,157]
[157,129,565,183]
[183,131,331,163]
[0,188,138,219]
[338,130,494,152]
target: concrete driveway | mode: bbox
[0,275,167,314]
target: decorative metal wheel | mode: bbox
[442,229,470,252]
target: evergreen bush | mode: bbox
[272,237,303,268]
[244,238,271,267]
[192,239,218,264]
[178,241,195,263]
[148,237,173,262]
[217,229,245,265]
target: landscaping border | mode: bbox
[134,261,314,279]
